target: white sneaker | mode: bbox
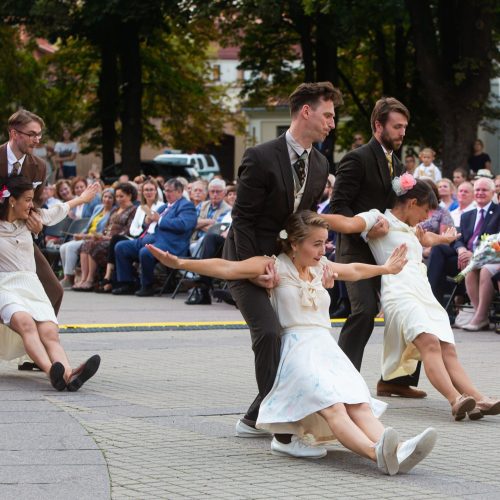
[235,419,271,438]
[270,436,327,459]
[374,427,400,475]
[397,427,437,473]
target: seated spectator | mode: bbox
[73,183,137,291]
[55,179,74,203]
[225,184,237,207]
[96,178,164,293]
[437,178,458,211]
[468,139,491,174]
[427,177,500,307]
[190,178,231,254]
[70,176,101,220]
[42,184,60,208]
[450,182,476,227]
[413,148,442,181]
[452,167,468,188]
[404,154,417,175]
[112,178,197,297]
[189,180,207,208]
[59,188,115,289]
[118,174,129,183]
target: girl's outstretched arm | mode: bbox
[329,243,408,281]
[145,244,273,281]
[320,213,368,234]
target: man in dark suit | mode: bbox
[428,177,500,310]
[223,82,341,457]
[332,97,426,398]
[0,110,63,317]
[113,178,197,297]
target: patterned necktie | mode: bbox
[467,208,485,251]
[12,161,21,175]
[293,151,308,186]
[385,152,393,177]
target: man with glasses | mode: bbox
[0,109,64,369]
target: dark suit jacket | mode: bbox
[223,134,329,261]
[454,203,500,252]
[332,137,403,263]
[0,142,47,206]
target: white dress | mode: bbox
[0,203,69,361]
[358,209,455,381]
[256,253,386,444]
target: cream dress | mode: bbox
[0,203,69,361]
[256,253,386,444]
[358,209,455,381]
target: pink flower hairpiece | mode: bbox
[392,173,416,196]
[0,185,10,204]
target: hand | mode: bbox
[79,182,99,203]
[367,216,389,240]
[250,262,279,290]
[26,210,43,234]
[457,249,472,270]
[415,225,425,242]
[325,241,335,253]
[148,212,160,223]
[383,243,408,275]
[440,226,460,244]
[74,233,84,241]
[145,244,181,268]
[322,263,338,289]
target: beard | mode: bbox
[380,129,402,151]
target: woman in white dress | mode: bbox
[0,175,101,392]
[146,212,436,476]
[321,175,500,421]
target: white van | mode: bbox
[154,153,220,180]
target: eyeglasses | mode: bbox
[14,129,42,140]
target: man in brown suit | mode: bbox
[223,82,342,458]
[0,110,63,320]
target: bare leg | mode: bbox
[103,263,114,281]
[469,268,495,324]
[86,256,98,285]
[465,270,480,310]
[9,313,52,374]
[441,342,484,401]
[78,253,90,284]
[346,403,385,443]
[319,403,377,461]
[37,321,72,381]
[413,333,461,404]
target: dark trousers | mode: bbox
[339,275,421,386]
[427,244,459,305]
[107,234,128,265]
[34,244,63,315]
[227,279,281,422]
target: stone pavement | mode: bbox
[1,292,500,499]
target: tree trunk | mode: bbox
[97,37,118,169]
[118,22,142,178]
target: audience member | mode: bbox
[468,139,491,173]
[54,179,74,203]
[452,168,468,188]
[74,183,137,291]
[351,132,365,149]
[112,178,197,297]
[70,176,101,219]
[53,129,79,179]
[190,180,208,208]
[437,178,458,211]
[225,184,237,207]
[43,184,60,208]
[404,154,417,175]
[449,182,476,227]
[413,148,442,181]
[495,175,500,202]
[118,174,130,183]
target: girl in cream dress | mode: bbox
[322,175,500,421]
[0,175,100,391]
[147,211,437,476]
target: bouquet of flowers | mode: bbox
[454,233,500,282]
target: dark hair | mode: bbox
[453,167,468,179]
[289,82,343,116]
[394,178,438,209]
[8,109,45,130]
[165,178,184,192]
[370,97,410,133]
[115,182,137,200]
[0,175,35,220]
[279,210,329,254]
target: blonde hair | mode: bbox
[279,210,329,254]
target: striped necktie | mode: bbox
[12,161,21,175]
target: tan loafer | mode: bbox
[451,394,476,421]
[476,398,500,416]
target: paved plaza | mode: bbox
[1,292,500,499]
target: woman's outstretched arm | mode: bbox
[145,244,274,281]
[330,244,408,282]
[320,213,368,234]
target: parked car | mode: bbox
[102,160,200,184]
[154,153,220,180]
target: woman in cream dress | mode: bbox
[322,176,500,421]
[0,175,100,391]
[147,211,437,476]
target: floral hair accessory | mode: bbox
[279,229,288,240]
[392,173,416,196]
[0,185,10,203]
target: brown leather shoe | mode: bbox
[451,394,476,421]
[376,381,427,398]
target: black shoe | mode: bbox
[135,286,155,297]
[49,362,66,391]
[112,283,137,295]
[213,289,237,307]
[67,355,101,392]
[18,361,41,371]
[185,287,211,305]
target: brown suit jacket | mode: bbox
[0,143,47,206]
[224,134,329,261]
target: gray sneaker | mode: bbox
[59,278,74,290]
[270,436,327,459]
[235,419,271,438]
[374,427,400,475]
